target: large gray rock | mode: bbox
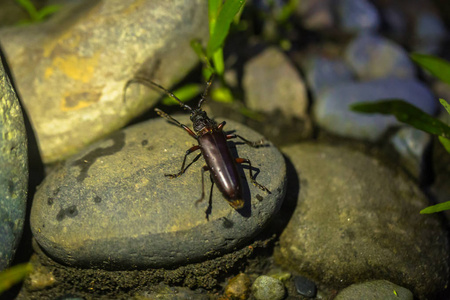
[243,47,308,120]
[31,116,286,269]
[345,34,416,80]
[335,280,413,300]
[0,0,208,163]
[0,59,28,270]
[275,143,449,299]
[313,78,438,141]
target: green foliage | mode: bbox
[420,201,450,214]
[0,263,32,294]
[410,53,450,86]
[207,0,246,58]
[351,53,450,215]
[350,99,450,140]
[15,0,61,24]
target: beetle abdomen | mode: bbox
[199,131,243,208]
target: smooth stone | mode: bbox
[313,78,438,141]
[223,273,251,300]
[430,131,450,226]
[413,11,448,54]
[296,0,334,30]
[345,34,416,80]
[0,58,28,270]
[390,127,431,180]
[30,116,286,269]
[336,0,380,33]
[293,275,317,298]
[252,275,285,300]
[0,0,208,163]
[275,143,449,299]
[335,280,413,300]
[243,47,308,119]
[303,55,354,96]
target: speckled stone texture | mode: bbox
[0,59,28,270]
[31,116,286,269]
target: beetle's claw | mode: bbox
[251,179,271,194]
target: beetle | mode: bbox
[124,76,270,214]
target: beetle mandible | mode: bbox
[124,75,270,212]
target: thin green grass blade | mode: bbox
[15,0,39,21]
[208,0,221,36]
[410,53,450,86]
[0,263,32,293]
[438,136,450,153]
[190,39,214,79]
[440,98,450,115]
[161,84,203,105]
[212,48,225,76]
[420,201,450,214]
[350,99,450,139]
[36,4,61,20]
[207,0,246,57]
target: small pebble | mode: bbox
[223,273,251,300]
[252,275,285,300]
[294,275,317,298]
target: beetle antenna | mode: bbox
[123,76,192,112]
[197,74,214,109]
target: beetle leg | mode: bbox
[165,146,201,178]
[235,158,271,193]
[204,176,214,221]
[226,134,265,147]
[195,165,210,206]
[155,108,197,139]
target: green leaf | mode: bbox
[190,39,214,78]
[207,0,246,57]
[420,201,450,214]
[410,53,450,86]
[438,136,450,153]
[350,99,450,139]
[15,0,39,21]
[211,86,234,103]
[161,84,203,106]
[211,48,225,76]
[37,4,61,20]
[277,0,299,23]
[440,98,450,115]
[0,263,32,293]
[208,0,221,36]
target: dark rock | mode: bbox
[30,117,286,269]
[275,143,449,299]
[0,57,28,270]
[0,0,208,163]
[294,275,317,298]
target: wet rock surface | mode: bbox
[275,143,449,299]
[0,0,208,163]
[0,59,28,270]
[30,116,286,269]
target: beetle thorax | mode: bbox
[191,109,217,133]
